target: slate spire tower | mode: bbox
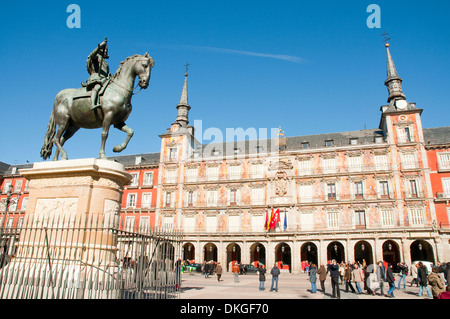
[384,43,406,103]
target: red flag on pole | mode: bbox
[264,209,269,229]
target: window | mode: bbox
[165,192,174,207]
[299,184,313,203]
[379,181,390,199]
[251,164,264,178]
[21,197,28,211]
[325,140,333,147]
[350,138,359,145]
[142,193,152,208]
[234,148,240,155]
[143,172,153,186]
[3,180,12,194]
[397,126,413,143]
[409,180,418,198]
[348,156,362,172]
[322,157,336,174]
[251,214,265,232]
[211,148,219,156]
[127,194,137,208]
[229,165,241,179]
[187,191,194,207]
[327,183,336,201]
[374,154,389,171]
[437,153,450,171]
[125,216,135,231]
[401,153,416,170]
[186,167,198,182]
[130,173,139,187]
[165,169,177,184]
[139,216,150,232]
[381,209,394,226]
[229,189,237,205]
[162,215,174,229]
[206,190,218,207]
[169,148,177,160]
[184,216,195,232]
[298,159,312,175]
[229,215,241,232]
[206,215,217,232]
[302,142,310,149]
[375,136,384,144]
[354,182,364,199]
[256,146,263,153]
[14,180,22,193]
[442,178,450,197]
[354,211,366,228]
[409,208,425,226]
[251,188,265,205]
[327,211,339,228]
[206,166,219,181]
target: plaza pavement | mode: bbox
[179,271,431,300]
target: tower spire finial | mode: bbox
[174,65,191,127]
[383,37,406,103]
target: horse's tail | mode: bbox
[40,111,56,160]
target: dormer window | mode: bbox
[302,142,309,149]
[350,138,358,145]
[169,148,177,160]
[325,140,333,147]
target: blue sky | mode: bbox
[0,1,449,165]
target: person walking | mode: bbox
[309,264,317,293]
[410,262,419,287]
[375,261,386,296]
[232,262,240,283]
[417,262,432,298]
[352,263,364,294]
[328,259,340,299]
[317,264,327,294]
[397,262,407,289]
[385,263,395,298]
[270,263,280,292]
[428,267,445,299]
[215,262,223,282]
[344,263,356,293]
[339,262,345,285]
[258,265,266,291]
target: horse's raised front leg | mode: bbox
[99,113,113,159]
[113,122,134,153]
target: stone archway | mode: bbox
[300,242,318,266]
[183,242,195,262]
[275,242,291,272]
[382,240,400,270]
[327,241,345,264]
[226,243,241,271]
[250,242,266,267]
[410,239,435,264]
[354,240,373,265]
[203,242,217,262]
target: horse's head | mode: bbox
[134,53,154,89]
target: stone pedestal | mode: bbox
[0,159,131,299]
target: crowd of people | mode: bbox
[306,259,450,299]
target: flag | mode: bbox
[266,209,274,230]
[270,209,280,230]
[283,209,287,231]
[264,209,269,229]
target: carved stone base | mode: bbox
[0,159,131,299]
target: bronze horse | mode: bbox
[41,53,154,161]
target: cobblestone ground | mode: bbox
[179,271,433,300]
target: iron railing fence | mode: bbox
[0,213,183,299]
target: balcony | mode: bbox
[435,192,450,203]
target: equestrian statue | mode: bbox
[40,38,155,161]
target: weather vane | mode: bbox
[381,31,391,43]
[185,62,190,74]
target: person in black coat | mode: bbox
[258,265,266,291]
[385,263,395,297]
[327,259,340,299]
[417,262,432,297]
